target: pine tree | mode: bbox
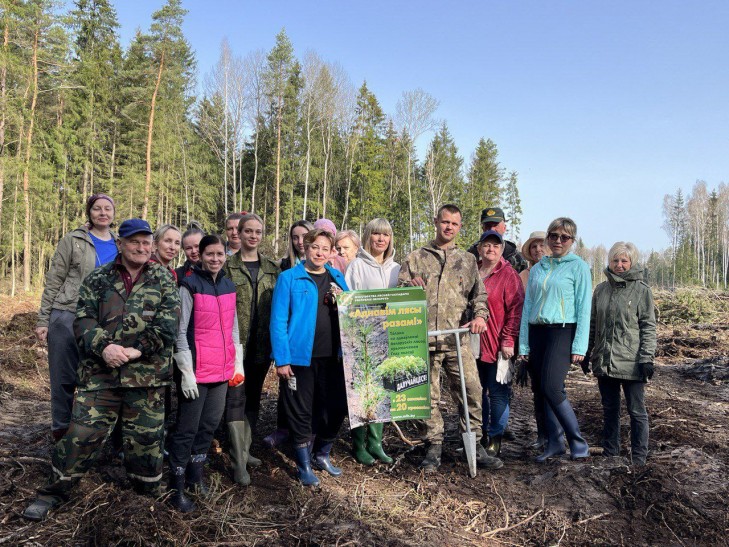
[464,137,503,233]
[503,170,522,241]
[264,29,296,254]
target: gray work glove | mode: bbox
[174,350,199,400]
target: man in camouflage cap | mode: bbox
[398,204,503,473]
[24,219,180,521]
[467,207,528,273]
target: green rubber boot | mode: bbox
[351,426,375,465]
[367,423,393,464]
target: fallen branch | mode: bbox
[0,457,50,466]
[482,508,544,538]
[575,512,608,525]
[391,421,423,447]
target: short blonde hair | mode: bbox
[546,217,577,238]
[153,224,181,243]
[335,229,361,249]
[608,241,638,265]
[363,218,394,259]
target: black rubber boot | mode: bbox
[536,403,567,462]
[420,443,442,473]
[169,466,196,513]
[312,441,342,477]
[186,454,209,496]
[486,434,503,458]
[552,400,589,460]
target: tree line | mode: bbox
[656,181,729,289]
[0,0,525,295]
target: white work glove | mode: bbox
[174,350,199,400]
[496,351,514,385]
[229,343,245,387]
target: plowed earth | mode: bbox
[0,294,727,546]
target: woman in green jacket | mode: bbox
[587,242,657,466]
[223,213,280,484]
[35,194,117,442]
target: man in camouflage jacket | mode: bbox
[399,204,503,473]
[24,219,180,521]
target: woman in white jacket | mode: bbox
[345,218,400,465]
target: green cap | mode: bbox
[480,207,505,224]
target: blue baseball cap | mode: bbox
[478,230,504,244]
[118,218,153,238]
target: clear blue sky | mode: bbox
[108,0,729,252]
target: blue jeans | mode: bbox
[477,360,510,437]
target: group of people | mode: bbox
[23,194,657,521]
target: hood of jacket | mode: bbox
[605,265,645,285]
[358,248,396,269]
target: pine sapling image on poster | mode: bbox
[337,287,430,428]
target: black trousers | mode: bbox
[226,382,247,423]
[168,381,227,469]
[528,324,575,409]
[597,376,649,464]
[281,357,348,446]
[243,353,270,417]
[276,379,288,429]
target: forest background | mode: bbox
[0,0,724,295]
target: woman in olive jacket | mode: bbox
[587,241,657,466]
[35,194,117,442]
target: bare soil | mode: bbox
[0,293,727,546]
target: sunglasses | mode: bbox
[548,232,574,243]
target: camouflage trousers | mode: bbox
[423,344,483,444]
[39,387,165,501]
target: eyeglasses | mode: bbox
[548,232,574,243]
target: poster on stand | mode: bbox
[337,286,431,428]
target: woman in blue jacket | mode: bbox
[270,228,349,486]
[518,217,592,462]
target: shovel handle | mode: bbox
[427,328,470,337]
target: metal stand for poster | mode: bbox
[427,327,477,478]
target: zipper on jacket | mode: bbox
[213,275,228,382]
[537,259,554,320]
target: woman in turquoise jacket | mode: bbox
[518,217,592,462]
[270,228,349,486]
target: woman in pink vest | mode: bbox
[168,235,244,512]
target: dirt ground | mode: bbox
[0,292,727,546]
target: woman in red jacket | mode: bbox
[476,230,525,458]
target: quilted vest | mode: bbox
[181,268,237,383]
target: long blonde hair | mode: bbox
[363,218,394,259]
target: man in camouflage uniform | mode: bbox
[399,204,503,473]
[24,219,180,521]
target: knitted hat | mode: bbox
[314,218,337,236]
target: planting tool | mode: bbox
[428,327,477,478]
